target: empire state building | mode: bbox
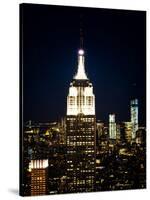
[66,49,96,193]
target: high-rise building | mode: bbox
[66,49,96,193]
[130,99,138,139]
[97,121,104,140]
[30,159,48,196]
[135,127,146,147]
[109,114,117,139]
[123,122,133,143]
[116,124,121,140]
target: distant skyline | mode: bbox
[22,4,146,125]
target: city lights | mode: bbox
[22,52,146,195]
[20,4,146,197]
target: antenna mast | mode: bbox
[80,14,84,49]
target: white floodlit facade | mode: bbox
[109,114,117,139]
[130,99,138,139]
[67,49,95,116]
[30,159,49,169]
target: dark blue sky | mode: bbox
[21,3,146,125]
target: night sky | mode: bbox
[21,3,146,125]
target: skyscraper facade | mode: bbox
[130,99,138,139]
[66,49,96,193]
[109,114,117,139]
[30,159,48,196]
[123,122,133,143]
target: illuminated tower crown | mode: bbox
[67,49,95,115]
[74,49,88,80]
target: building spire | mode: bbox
[80,14,84,49]
[74,49,88,80]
